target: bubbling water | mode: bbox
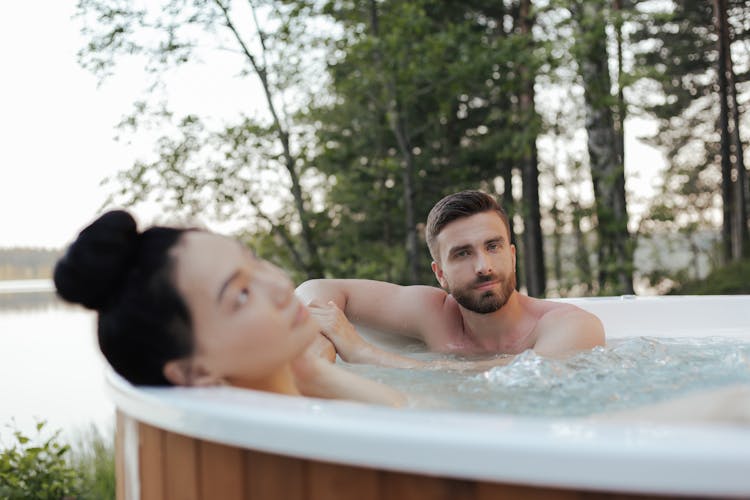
[343,336,750,416]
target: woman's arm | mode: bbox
[291,352,406,407]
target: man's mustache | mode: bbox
[474,274,501,285]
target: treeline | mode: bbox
[76,0,749,296]
[0,248,61,280]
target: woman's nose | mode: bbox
[255,262,294,308]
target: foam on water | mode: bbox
[343,336,750,416]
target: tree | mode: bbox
[310,0,550,288]
[518,0,546,297]
[76,0,326,277]
[713,0,749,260]
[629,0,750,270]
[569,0,634,295]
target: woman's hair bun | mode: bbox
[54,210,139,310]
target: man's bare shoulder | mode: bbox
[532,300,606,356]
[391,285,466,347]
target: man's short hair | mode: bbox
[425,190,510,261]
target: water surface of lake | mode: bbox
[0,286,112,442]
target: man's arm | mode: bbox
[310,302,514,371]
[296,279,447,342]
[532,307,605,358]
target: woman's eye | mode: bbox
[236,288,250,306]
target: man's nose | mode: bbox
[475,251,492,275]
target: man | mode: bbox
[296,190,604,365]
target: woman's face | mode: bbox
[169,231,318,388]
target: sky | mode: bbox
[1,2,138,249]
[0,1,666,250]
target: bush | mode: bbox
[0,421,81,499]
[669,257,750,295]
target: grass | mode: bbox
[69,424,116,500]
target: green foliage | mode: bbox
[307,0,553,284]
[76,0,749,295]
[69,425,116,500]
[0,421,116,500]
[629,0,749,229]
[0,421,81,499]
[669,257,750,295]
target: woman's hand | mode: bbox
[308,301,368,362]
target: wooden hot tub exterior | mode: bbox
[116,411,723,500]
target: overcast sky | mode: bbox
[0,1,665,250]
[1,2,136,248]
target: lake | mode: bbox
[0,282,112,443]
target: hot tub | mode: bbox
[110,295,750,499]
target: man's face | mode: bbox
[431,211,516,314]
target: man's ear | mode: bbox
[163,359,224,387]
[510,244,517,271]
[431,261,448,289]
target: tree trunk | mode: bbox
[550,200,564,296]
[518,0,546,297]
[368,0,420,284]
[572,202,593,294]
[495,164,520,291]
[612,0,626,166]
[713,0,736,263]
[570,0,634,294]
[715,0,749,259]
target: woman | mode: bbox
[54,210,404,406]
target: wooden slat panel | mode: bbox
[307,461,380,500]
[382,470,475,500]
[128,421,674,500]
[579,492,674,500]
[138,423,165,500]
[199,440,245,500]
[245,449,305,500]
[164,431,199,500]
[477,482,581,500]
[115,411,126,500]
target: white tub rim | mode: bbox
[108,295,750,497]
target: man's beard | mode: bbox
[449,272,516,314]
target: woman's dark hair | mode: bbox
[54,210,194,385]
[425,190,510,261]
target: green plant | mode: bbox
[0,421,82,499]
[70,424,116,500]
